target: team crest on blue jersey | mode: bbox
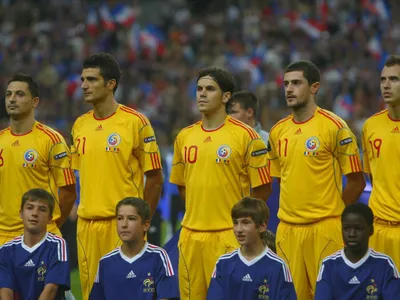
[37,261,47,281]
[304,136,320,156]
[23,149,38,167]
[143,273,155,293]
[258,279,270,299]
[106,133,121,152]
[366,279,378,299]
[216,144,231,164]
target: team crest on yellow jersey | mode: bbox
[143,272,155,293]
[216,144,231,164]
[23,149,38,167]
[366,279,378,299]
[258,279,269,299]
[304,136,320,156]
[106,133,121,152]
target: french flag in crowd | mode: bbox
[86,8,98,36]
[362,0,391,21]
[99,5,116,31]
[66,74,82,100]
[139,25,165,58]
[367,35,383,60]
[112,4,136,28]
[295,17,327,39]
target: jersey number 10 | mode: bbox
[184,145,198,164]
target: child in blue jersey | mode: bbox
[0,188,70,300]
[89,197,179,300]
[207,197,297,300]
[315,203,400,299]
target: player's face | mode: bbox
[233,217,266,246]
[283,71,319,110]
[81,68,113,104]
[380,65,400,105]
[342,213,372,252]
[20,199,52,235]
[229,102,252,125]
[196,76,231,115]
[5,81,39,119]
[117,205,150,243]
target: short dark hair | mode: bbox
[284,60,320,85]
[342,203,374,226]
[228,90,259,118]
[8,74,39,98]
[197,67,236,94]
[82,52,122,93]
[20,189,55,216]
[116,197,150,223]
[384,55,400,67]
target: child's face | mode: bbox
[233,216,266,246]
[117,205,150,243]
[20,199,52,235]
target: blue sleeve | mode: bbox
[89,263,106,300]
[382,260,400,299]
[45,239,70,290]
[276,264,297,300]
[206,261,224,300]
[0,247,14,290]
[315,263,334,300]
[155,251,179,299]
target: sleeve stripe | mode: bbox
[147,244,174,276]
[318,110,343,129]
[228,119,258,140]
[258,166,271,184]
[36,126,57,144]
[68,169,75,184]
[63,169,74,185]
[266,250,292,282]
[349,156,355,172]
[349,156,362,172]
[47,234,68,262]
[262,166,271,183]
[317,264,325,282]
[120,106,148,125]
[36,124,62,143]
[371,250,400,278]
[150,153,162,169]
[150,153,156,169]
[258,168,267,184]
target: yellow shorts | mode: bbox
[178,227,239,300]
[276,217,342,300]
[77,217,122,300]
[0,221,61,245]
[370,218,400,270]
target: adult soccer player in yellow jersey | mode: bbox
[170,67,272,300]
[71,53,164,299]
[267,60,366,300]
[0,74,76,245]
[362,55,400,270]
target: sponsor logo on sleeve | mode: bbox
[251,149,268,157]
[144,136,156,143]
[340,137,353,146]
[54,152,68,160]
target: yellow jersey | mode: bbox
[268,107,361,224]
[71,105,161,219]
[362,109,400,221]
[170,115,271,231]
[0,122,74,232]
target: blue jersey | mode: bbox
[0,232,70,300]
[207,247,297,300]
[315,248,400,300]
[90,242,179,300]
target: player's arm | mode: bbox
[38,283,58,300]
[246,138,272,201]
[335,127,365,205]
[0,288,13,300]
[155,250,179,300]
[382,259,400,299]
[276,264,296,300]
[361,124,373,184]
[49,139,77,227]
[89,263,106,300]
[169,135,186,202]
[314,263,334,300]
[134,120,163,216]
[206,262,224,300]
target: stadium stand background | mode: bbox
[0,0,398,298]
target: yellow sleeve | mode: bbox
[334,126,362,175]
[70,124,79,170]
[361,125,371,174]
[266,134,281,178]
[169,135,185,186]
[49,136,75,187]
[246,137,271,188]
[133,120,162,173]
